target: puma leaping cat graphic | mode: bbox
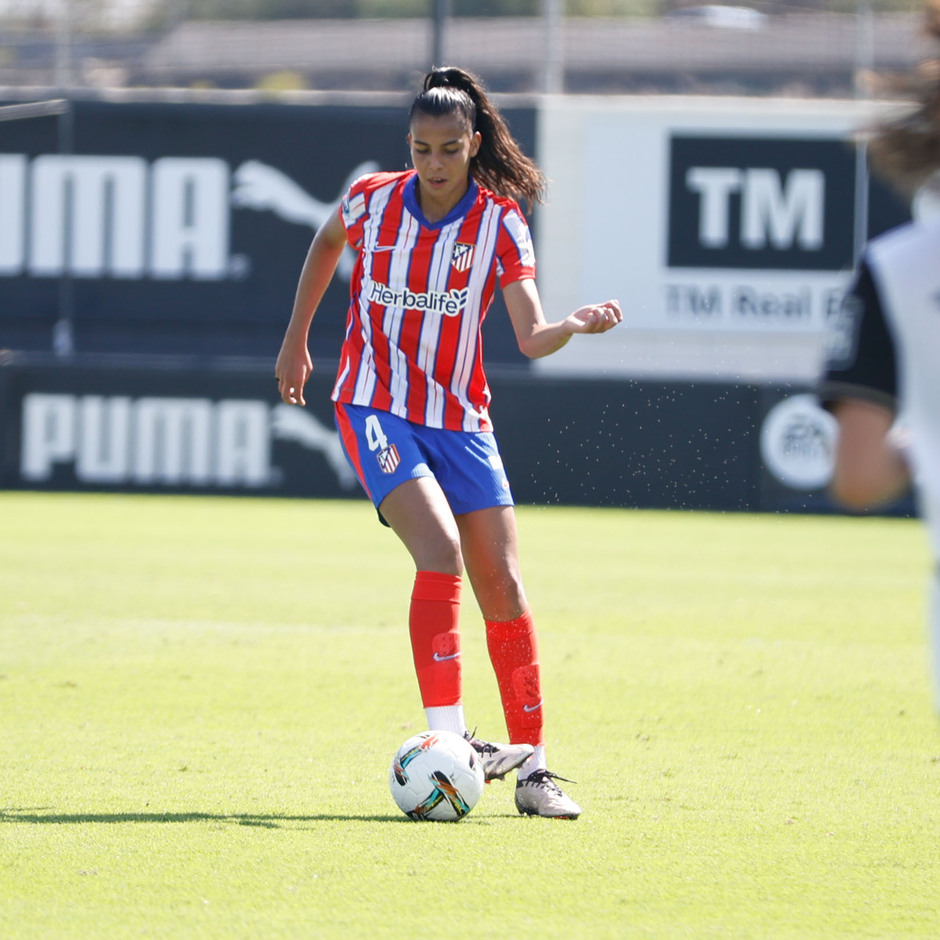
[271,403,358,491]
[231,160,379,280]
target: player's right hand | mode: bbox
[275,340,313,406]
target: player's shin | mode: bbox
[409,571,463,720]
[485,610,544,746]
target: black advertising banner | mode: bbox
[3,358,916,514]
[490,374,762,511]
[0,358,763,512]
[0,99,535,364]
[667,135,909,272]
[0,358,357,498]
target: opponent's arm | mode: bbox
[829,398,910,510]
[275,210,348,406]
[503,278,621,360]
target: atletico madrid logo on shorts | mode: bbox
[377,444,401,474]
[451,243,475,272]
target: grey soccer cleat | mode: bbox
[514,770,582,819]
[464,731,535,782]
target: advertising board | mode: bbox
[536,97,910,382]
[0,98,534,364]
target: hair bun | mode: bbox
[424,66,474,94]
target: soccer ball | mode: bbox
[388,730,485,821]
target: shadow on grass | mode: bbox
[0,808,414,827]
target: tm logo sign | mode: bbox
[667,136,856,271]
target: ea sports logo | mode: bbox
[760,394,837,491]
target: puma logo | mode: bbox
[270,404,358,490]
[231,159,379,280]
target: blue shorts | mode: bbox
[334,403,514,520]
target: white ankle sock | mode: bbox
[425,704,467,737]
[518,745,547,780]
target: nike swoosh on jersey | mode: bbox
[432,651,461,662]
[522,700,543,713]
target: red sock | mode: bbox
[409,571,462,708]
[485,610,544,746]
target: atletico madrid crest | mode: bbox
[451,243,474,272]
[376,444,401,474]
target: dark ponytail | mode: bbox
[410,66,546,209]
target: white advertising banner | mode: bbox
[535,96,908,382]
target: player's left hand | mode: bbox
[567,299,622,334]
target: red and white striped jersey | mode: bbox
[331,170,536,432]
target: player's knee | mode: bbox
[474,572,527,622]
[413,531,464,576]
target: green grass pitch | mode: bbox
[1,491,938,938]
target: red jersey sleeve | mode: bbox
[495,205,537,288]
[340,171,409,250]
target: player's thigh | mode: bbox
[380,476,463,576]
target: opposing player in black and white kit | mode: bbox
[819,0,940,711]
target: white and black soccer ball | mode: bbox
[388,730,485,821]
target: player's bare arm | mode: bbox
[830,398,910,510]
[503,278,622,359]
[276,211,348,406]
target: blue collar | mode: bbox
[403,174,478,230]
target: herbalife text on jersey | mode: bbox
[368,281,469,316]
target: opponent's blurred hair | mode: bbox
[868,0,940,191]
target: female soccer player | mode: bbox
[276,66,622,818]
[820,1,940,712]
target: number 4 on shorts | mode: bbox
[365,414,400,474]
